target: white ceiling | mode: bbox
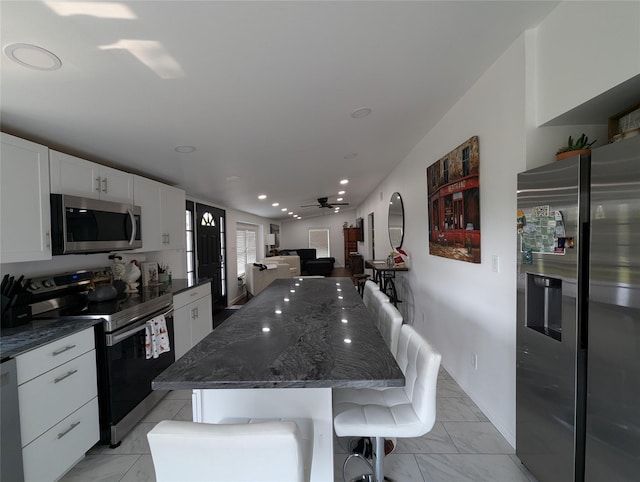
[1,1,558,220]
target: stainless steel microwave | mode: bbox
[51,194,142,254]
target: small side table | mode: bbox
[364,260,408,307]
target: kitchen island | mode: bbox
[153,277,404,481]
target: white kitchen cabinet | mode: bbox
[0,133,52,262]
[50,150,133,204]
[160,183,186,249]
[173,282,213,359]
[16,327,99,482]
[133,175,186,251]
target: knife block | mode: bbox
[1,304,31,328]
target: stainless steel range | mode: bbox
[29,268,174,447]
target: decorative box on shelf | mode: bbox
[608,102,640,143]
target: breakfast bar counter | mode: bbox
[153,277,404,481]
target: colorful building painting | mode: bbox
[426,136,481,263]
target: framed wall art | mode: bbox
[426,136,481,263]
[141,262,159,286]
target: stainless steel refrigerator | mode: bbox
[516,135,640,482]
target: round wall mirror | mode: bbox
[388,192,405,249]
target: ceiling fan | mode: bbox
[300,197,349,209]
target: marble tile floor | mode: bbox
[60,368,538,482]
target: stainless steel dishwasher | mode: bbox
[1,357,24,481]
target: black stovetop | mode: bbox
[33,287,172,333]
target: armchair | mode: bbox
[261,255,301,277]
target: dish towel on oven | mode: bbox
[145,314,171,359]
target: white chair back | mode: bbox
[367,288,390,320]
[375,302,403,357]
[147,420,306,482]
[362,280,380,308]
[395,325,442,433]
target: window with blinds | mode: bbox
[309,228,330,257]
[236,224,257,276]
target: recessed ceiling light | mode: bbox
[272,202,279,207]
[4,43,62,71]
[288,212,293,215]
[344,153,357,160]
[258,194,267,200]
[175,145,196,153]
[338,190,345,195]
[351,107,372,119]
[340,179,349,185]
[281,208,287,212]
[337,197,343,202]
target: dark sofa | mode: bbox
[279,248,335,276]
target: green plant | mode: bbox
[556,133,597,154]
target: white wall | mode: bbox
[280,209,358,267]
[354,1,639,448]
[1,252,116,279]
[536,1,640,125]
[358,35,530,446]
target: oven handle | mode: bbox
[125,304,173,327]
[106,307,173,346]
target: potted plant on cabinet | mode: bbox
[556,133,597,161]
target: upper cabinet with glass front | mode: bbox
[50,150,133,204]
[1,133,52,262]
[133,175,185,251]
[388,192,405,249]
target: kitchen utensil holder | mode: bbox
[2,304,31,328]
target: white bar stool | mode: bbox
[333,325,441,482]
[147,419,311,481]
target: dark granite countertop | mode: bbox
[0,277,211,361]
[153,277,405,390]
[0,318,102,361]
[165,277,211,295]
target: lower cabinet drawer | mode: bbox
[17,327,95,385]
[19,350,97,446]
[22,397,99,482]
[173,282,211,309]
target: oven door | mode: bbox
[102,309,174,426]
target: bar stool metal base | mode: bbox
[342,437,393,482]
